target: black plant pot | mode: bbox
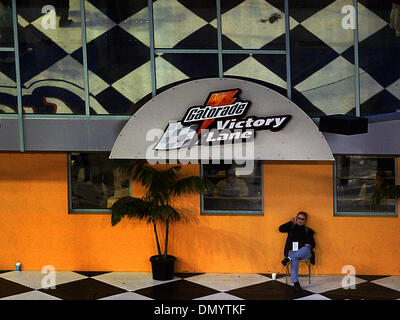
[150,255,177,280]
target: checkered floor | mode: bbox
[0,271,399,300]
[0,0,398,116]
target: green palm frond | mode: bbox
[173,176,213,196]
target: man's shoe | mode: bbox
[281,257,290,266]
[293,281,302,291]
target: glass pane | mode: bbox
[17,0,85,114]
[335,155,396,213]
[202,161,263,213]
[83,0,152,115]
[223,54,287,91]
[70,152,131,210]
[155,53,218,92]
[153,0,217,49]
[291,0,355,118]
[221,0,286,50]
[355,1,400,116]
[0,52,16,113]
[0,0,14,47]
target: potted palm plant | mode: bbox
[110,160,211,280]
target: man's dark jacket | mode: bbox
[279,221,316,265]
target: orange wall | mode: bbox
[0,152,399,275]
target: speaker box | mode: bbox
[319,114,368,135]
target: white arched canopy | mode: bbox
[110,78,333,162]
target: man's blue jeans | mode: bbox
[288,245,312,283]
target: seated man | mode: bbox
[279,211,316,291]
[215,167,248,197]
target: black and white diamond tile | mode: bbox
[0,0,398,116]
[0,271,398,300]
[224,55,287,89]
[153,0,208,48]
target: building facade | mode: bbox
[0,0,399,274]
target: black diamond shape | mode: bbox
[72,26,150,84]
[291,88,328,118]
[320,282,400,300]
[135,279,219,300]
[356,275,391,282]
[256,25,339,86]
[286,0,336,23]
[358,0,392,23]
[0,277,34,298]
[14,25,68,83]
[177,0,216,22]
[227,280,314,300]
[161,53,219,79]
[73,271,112,278]
[343,26,400,88]
[93,86,139,115]
[39,278,126,300]
[87,0,151,24]
[360,89,400,116]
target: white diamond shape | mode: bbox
[17,15,30,28]
[92,272,180,291]
[153,0,207,48]
[371,276,400,292]
[31,0,83,54]
[386,79,400,100]
[99,292,153,300]
[194,292,244,300]
[295,56,357,114]
[212,0,298,49]
[112,60,152,103]
[224,56,286,88]
[359,69,384,104]
[155,56,189,89]
[85,0,117,43]
[1,290,61,300]
[119,7,150,47]
[23,55,108,97]
[357,2,388,42]
[301,0,387,54]
[301,0,355,54]
[0,271,87,290]
[277,275,367,294]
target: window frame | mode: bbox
[333,154,398,217]
[67,152,132,214]
[200,161,264,215]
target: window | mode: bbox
[68,152,131,212]
[201,161,263,215]
[334,155,397,216]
